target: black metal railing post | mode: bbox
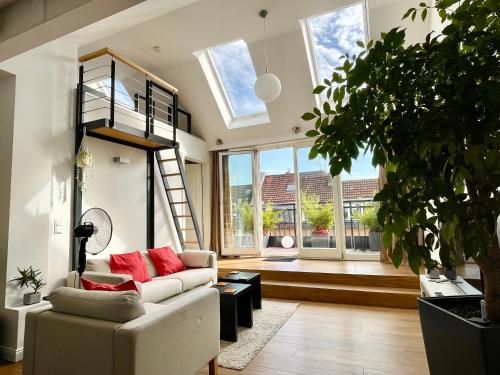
[173,93,178,144]
[110,58,116,128]
[72,63,84,271]
[145,78,151,138]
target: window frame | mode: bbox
[300,1,370,108]
[194,39,270,129]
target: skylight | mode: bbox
[195,40,270,129]
[302,3,367,102]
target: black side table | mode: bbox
[211,282,253,342]
[219,272,262,309]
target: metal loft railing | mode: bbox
[77,48,192,145]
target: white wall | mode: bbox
[0,38,78,360]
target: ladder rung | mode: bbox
[174,215,191,218]
[166,187,184,191]
[159,158,177,162]
[170,201,188,204]
[184,241,199,244]
[179,227,195,231]
[162,173,181,177]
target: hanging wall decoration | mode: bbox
[74,128,94,191]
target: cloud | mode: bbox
[210,40,266,117]
[309,4,366,84]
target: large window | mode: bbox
[301,3,368,103]
[220,142,381,259]
[195,40,270,129]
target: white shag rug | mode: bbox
[218,300,299,370]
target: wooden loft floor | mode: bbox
[0,301,429,375]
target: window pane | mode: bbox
[308,4,366,88]
[260,148,298,256]
[221,153,255,249]
[210,40,266,117]
[341,148,381,255]
[297,147,336,249]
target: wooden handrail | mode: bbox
[79,47,178,94]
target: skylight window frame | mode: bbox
[194,39,270,129]
[300,1,370,108]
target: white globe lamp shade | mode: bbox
[254,73,281,102]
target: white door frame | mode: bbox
[219,150,260,256]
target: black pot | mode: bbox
[418,296,500,375]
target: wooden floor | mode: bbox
[0,301,429,375]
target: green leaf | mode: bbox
[392,243,404,268]
[408,247,421,275]
[301,112,316,121]
[402,8,414,20]
[305,130,320,137]
[421,8,428,21]
[356,40,365,48]
[323,101,331,114]
[313,107,321,116]
[419,2,426,7]
[313,85,326,94]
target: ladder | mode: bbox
[156,146,204,250]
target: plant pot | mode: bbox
[311,235,329,248]
[263,235,269,248]
[418,296,500,375]
[368,231,381,251]
[23,292,41,305]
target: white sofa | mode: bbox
[23,250,220,375]
[67,250,218,304]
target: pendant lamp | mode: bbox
[254,9,281,102]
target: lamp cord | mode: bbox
[264,15,269,74]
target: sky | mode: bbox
[309,3,365,87]
[210,40,266,117]
[226,147,378,186]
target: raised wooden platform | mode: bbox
[218,258,421,309]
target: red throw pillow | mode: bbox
[147,246,185,276]
[80,278,140,293]
[109,251,151,282]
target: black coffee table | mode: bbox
[218,271,262,309]
[211,282,253,342]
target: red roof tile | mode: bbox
[261,171,379,203]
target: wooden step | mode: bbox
[170,201,188,205]
[159,158,177,162]
[179,227,195,231]
[217,267,419,289]
[261,280,420,309]
[174,215,191,218]
[165,187,184,191]
[162,173,181,177]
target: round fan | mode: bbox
[80,208,112,254]
[74,207,113,276]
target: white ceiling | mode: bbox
[81,0,402,70]
[80,0,429,150]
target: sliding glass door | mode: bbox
[219,151,259,256]
[219,142,382,260]
[296,145,343,259]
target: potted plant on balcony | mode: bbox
[301,193,334,248]
[262,204,284,248]
[10,266,46,305]
[237,201,254,247]
[302,0,500,373]
[355,203,381,251]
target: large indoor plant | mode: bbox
[302,0,500,373]
[301,193,334,248]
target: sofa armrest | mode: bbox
[114,287,220,375]
[179,250,217,284]
[67,270,132,288]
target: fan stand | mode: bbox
[77,237,89,277]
